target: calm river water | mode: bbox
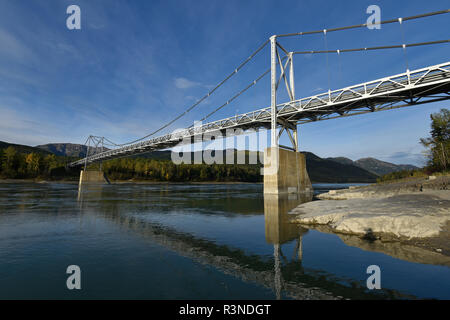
[0,182,449,299]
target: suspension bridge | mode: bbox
[71,9,450,194]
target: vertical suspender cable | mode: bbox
[398,18,410,73]
[323,29,332,100]
[337,49,343,88]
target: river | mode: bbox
[0,182,449,299]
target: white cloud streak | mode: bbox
[174,77,203,89]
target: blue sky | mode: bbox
[0,0,448,165]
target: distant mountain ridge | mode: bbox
[36,143,88,158]
[304,152,378,183]
[327,156,417,176]
[0,141,52,156]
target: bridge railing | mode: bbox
[277,61,450,115]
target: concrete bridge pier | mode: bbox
[263,147,312,195]
[78,170,110,186]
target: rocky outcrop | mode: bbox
[289,175,450,257]
[290,192,450,239]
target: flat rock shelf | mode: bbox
[289,175,450,256]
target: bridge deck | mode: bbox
[70,61,450,167]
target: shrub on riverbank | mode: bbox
[376,168,449,183]
[376,169,426,183]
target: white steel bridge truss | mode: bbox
[69,61,450,167]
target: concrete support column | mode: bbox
[79,170,109,186]
[270,35,278,148]
[263,147,312,195]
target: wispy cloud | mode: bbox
[0,106,64,146]
[174,77,204,89]
[382,151,427,167]
[0,28,32,62]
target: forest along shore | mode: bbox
[0,179,262,184]
[289,175,450,256]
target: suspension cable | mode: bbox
[292,39,450,55]
[196,68,271,124]
[276,9,450,38]
[105,39,269,147]
[194,55,290,125]
[337,49,343,87]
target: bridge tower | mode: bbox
[78,136,110,186]
[264,35,312,194]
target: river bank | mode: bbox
[289,175,450,256]
[0,178,262,185]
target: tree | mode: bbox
[420,108,450,171]
[2,147,19,177]
[26,153,42,176]
[44,154,58,174]
[199,166,209,180]
[0,149,3,173]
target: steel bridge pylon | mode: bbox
[78,135,110,186]
[265,35,312,195]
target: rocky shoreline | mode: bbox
[289,175,450,256]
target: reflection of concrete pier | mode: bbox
[264,193,311,245]
[264,193,311,299]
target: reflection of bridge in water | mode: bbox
[77,185,416,299]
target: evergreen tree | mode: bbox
[420,108,450,171]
